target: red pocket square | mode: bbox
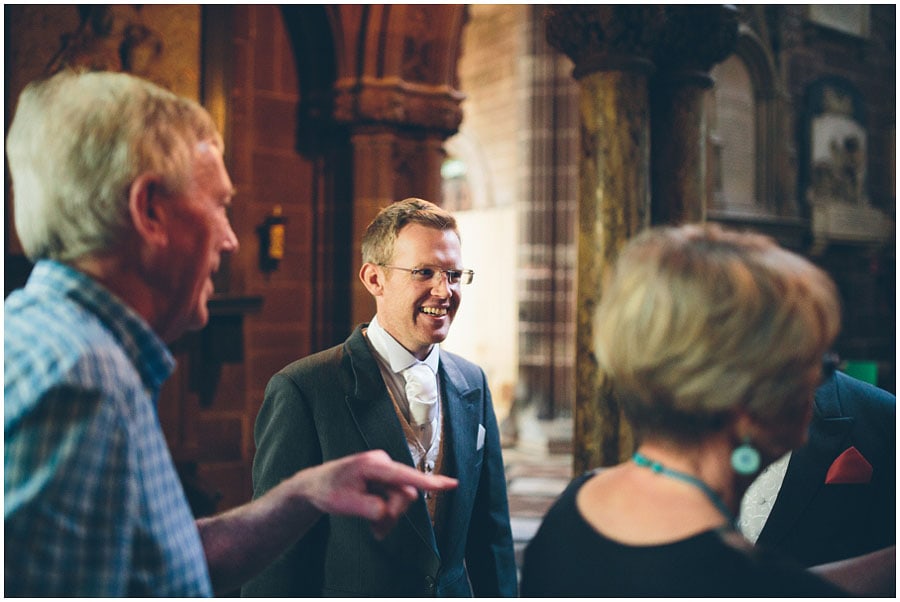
[825,446,873,484]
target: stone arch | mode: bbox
[328,5,467,134]
[286,5,469,325]
[732,23,778,100]
[709,23,785,215]
[276,5,471,330]
[735,24,783,213]
[279,6,339,156]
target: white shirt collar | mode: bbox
[366,316,440,375]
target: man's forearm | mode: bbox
[195,450,456,595]
[196,475,322,595]
[810,545,896,596]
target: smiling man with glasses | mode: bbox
[244,198,517,598]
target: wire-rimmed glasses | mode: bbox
[379,264,475,285]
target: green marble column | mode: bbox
[574,69,651,471]
[546,6,662,472]
[546,5,738,473]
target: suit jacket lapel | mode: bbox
[436,354,482,547]
[339,326,440,566]
[758,377,854,544]
[342,328,413,464]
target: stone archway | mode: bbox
[316,5,469,325]
[256,5,471,340]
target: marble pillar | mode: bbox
[546,6,662,472]
[546,5,738,472]
[651,75,712,225]
[651,5,739,225]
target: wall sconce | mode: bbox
[257,205,287,272]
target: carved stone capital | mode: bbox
[654,5,740,86]
[545,5,666,78]
[333,77,464,136]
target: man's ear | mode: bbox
[129,173,169,246]
[359,262,385,296]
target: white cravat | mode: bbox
[363,317,442,473]
[403,362,439,453]
[738,451,792,543]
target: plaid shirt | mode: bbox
[4,260,212,596]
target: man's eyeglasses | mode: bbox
[380,265,475,285]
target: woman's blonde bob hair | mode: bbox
[595,223,841,442]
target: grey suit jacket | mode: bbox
[756,371,895,566]
[241,324,517,597]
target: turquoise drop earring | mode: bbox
[731,437,761,475]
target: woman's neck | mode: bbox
[576,437,743,545]
[635,437,741,516]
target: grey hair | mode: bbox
[6,69,221,262]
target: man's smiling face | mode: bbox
[373,223,463,359]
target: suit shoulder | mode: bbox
[440,349,485,375]
[273,341,345,379]
[834,371,895,415]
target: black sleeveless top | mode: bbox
[521,471,847,597]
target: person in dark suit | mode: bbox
[242,198,517,597]
[740,369,895,572]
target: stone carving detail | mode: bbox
[545,5,665,77]
[653,5,739,78]
[46,6,163,78]
[334,81,464,134]
[402,7,437,84]
[809,85,868,206]
[330,5,464,136]
[546,5,738,81]
[805,79,893,249]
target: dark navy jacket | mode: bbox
[757,371,895,566]
[242,324,517,597]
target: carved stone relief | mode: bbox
[401,6,437,84]
[809,86,868,205]
[8,5,200,101]
[804,78,893,249]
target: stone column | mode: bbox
[650,5,739,225]
[546,6,663,472]
[348,129,399,324]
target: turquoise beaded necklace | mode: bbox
[632,452,735,528]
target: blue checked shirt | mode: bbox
[4,260,212,596]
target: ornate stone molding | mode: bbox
[545,5,739,85]
[545,5,665,78]
[326,5,466,137]
[333,76,465,135]
[653,5,740,87]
